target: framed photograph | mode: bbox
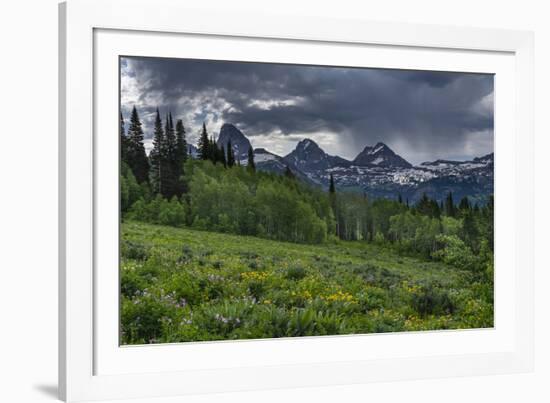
[59,0,534,401]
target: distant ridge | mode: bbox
[196,123,492,202]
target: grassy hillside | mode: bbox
[121,221,493,344]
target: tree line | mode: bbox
[121,106,257,200]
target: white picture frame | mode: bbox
[59,0,534,401]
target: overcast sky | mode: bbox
[120,56,493,164]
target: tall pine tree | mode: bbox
[220,145,227,168]
[445,192,456,217]
[126,106,150,184]
[209,136,218,164]
[328,174,338,236]
[162,113,178,197]
[174,119,188,196]
[175,119,188,164]
[416,193,441,218]
[214,141,225,166]
[149,109,166,195]
[458,196,471,211]
[198,123,210,160]
[247,146,255,171]
[329,174,336,194]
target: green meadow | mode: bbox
[121,221,493,344]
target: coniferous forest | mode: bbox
[120,106,494,345]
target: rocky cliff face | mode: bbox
[216,123,252,161]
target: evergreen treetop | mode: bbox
[329,174,336,193]
[445,192,456,217]
[175,119,188,164]
[198,123,210,160]
[149,109,166,194]
[247,146,255,171]
[126,106,149,184]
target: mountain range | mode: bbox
[208,123,493,203]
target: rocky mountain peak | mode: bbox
[353,142,412,168]
[217,123,252,161]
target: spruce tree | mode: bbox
[149,109,165,195]
[329,174,336,193]
[328,173,337,235]
[458,196,471,211]
[247,146,255,171]
[445,192,456,217]
[162,113,178,197]
[198,123,209,160]
[462,210,480,252]
[126,106,149,184]
[397,193,403,204]
[220,145,227,168]
[175,119,188,164]
[174,119,188,196]
[416,193,440,218]
[165,113,176,155]
[215,142,225,166]
[209,136,217,164]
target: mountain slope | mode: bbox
[283,138,350,179]
[254,148,313,184]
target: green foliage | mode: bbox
[285,265,308,281]
[432,234,480,272]
[410,284,455,316]
[120,162,142,212]
[389,211,441,255]
[127,195,186,227]
[183,160,330,243]
[415,193,441,218]
[120,221,494,344]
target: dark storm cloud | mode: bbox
[120,56,493,164]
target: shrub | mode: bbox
[121,294,176,344]
[432,234,480,272]
[158,197,186,227]
[121,240,149,261]
[285,265,308,281]
[411,285,455,316]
